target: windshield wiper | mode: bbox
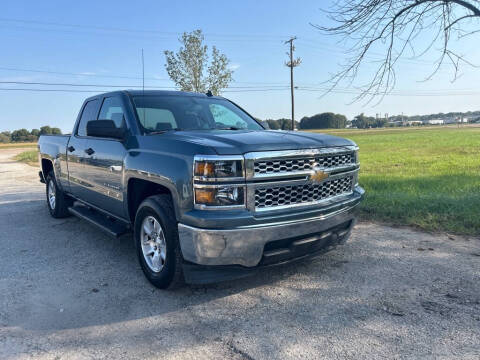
[216,126,244,130]
[147,128,182,135]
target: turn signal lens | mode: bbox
[194,188,216,205]
[195,186,245,207]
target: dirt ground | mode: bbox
[0,148,479,359]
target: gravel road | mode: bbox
[0,148,479,360]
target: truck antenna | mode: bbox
[141,49,145,124]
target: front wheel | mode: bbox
[45,171,72,218]
[134,194,183,289]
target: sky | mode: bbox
[1,0,480,133]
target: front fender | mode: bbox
[123,150,194,222]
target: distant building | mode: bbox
[423,119,444,125]
[407,120,423,126]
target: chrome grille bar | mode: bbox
[244,146,359,212]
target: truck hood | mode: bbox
[167,129,356,155]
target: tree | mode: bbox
[265,119,281,130]
[300,113,347,129]
[39,126,52,135]
[11,129,35,142]
[0,133,10,143]
[31,129,40,137]
[316,1,480,102]
[351,113,387,129]
[164,30,234,95]
[39,126,62,135]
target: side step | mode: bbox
[68,205,131,238]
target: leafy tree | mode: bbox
[265,120,280,130]
[39,126,62,135]
[300,113,347,129]
[31,129,40,137]
[263,118,300,130]
[164,30,234,95]
[39,126,52,135]
[317,1,480,102]
[0,133,10,143]
[352,113,387,129]
[11,129,34,142]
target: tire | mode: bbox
[45,171,72,218]
[134,194,183,289]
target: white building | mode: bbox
[424,119,444,125]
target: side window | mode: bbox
[77,99,100,136]
[209,104,248,129]
[98,97,125,128]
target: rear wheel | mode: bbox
[45,171,72,218]
[134,194,183,289]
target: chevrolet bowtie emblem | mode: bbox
[310,169,329,183]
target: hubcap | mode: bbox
[48,180,56,209]
[140,216,167,273]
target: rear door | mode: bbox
[82,96,128,217]
[67,99,101,198]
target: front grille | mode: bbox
[255,176,353,209]
[254,152,354,175]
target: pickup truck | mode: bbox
[38,90,364,288]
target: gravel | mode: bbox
[0,148,479,359]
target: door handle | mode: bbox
[85,148,95,156]
[67,146,75,152]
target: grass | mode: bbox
[14,150,39,166]
[309,125,480,235]
[0,142,37,149]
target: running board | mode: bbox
[68,205,131,238]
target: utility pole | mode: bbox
[285,37,301,131]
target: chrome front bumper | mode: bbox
[178,187,364,267]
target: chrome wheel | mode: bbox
[141,216,167,273]
[48,180,56,210]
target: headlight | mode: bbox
[194,156,244,180]
[193,155,246,209]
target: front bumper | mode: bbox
[178,186,364,268]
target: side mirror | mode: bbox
[86,120,125,139]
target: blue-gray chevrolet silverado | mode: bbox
[37,90,364,288]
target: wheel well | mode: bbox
[41,159,53,177]
[127,178,172,222]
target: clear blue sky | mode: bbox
[1,0,480,133]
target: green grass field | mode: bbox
[310,126,480,235]
[14,150,38,166]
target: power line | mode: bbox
[0,17,288,42]
[0,87,292,93]
[0,66,170,81]
[0,80,292,89]
[0,65,307,85]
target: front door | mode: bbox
[82,96,127,218]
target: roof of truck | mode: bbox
[83,90,224,101]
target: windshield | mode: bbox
[133,95,264,133]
